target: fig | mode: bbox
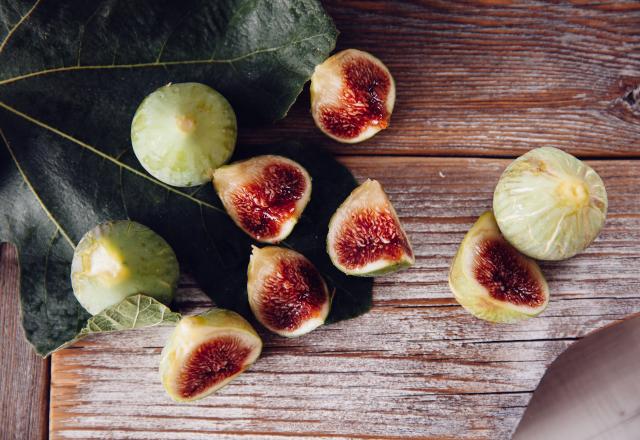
[131,82,237,187]
[213,155,311,243]
[449,211,549,323]
[71,220,179,315]
[327,179,414,276]
[493,147,607,261]
[159,309,262,402]
[247,246,331,337]
[310,49,396,143]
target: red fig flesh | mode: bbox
[159,309,262,402]
[213,155,311,243]
[327,179,414,276]
[179,336,251,399]
[448,211,550,323]
[248,246,331,337]
[311,49,396,143]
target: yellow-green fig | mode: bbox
[71,221,179,315]
[131,82,237,187]
[159,309,262,402]
[449,211,549,323]
[493,147,607,260]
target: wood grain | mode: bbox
[0,243,49,440]
[3,2,640,439]
[240,1,640,157]
[49,157,640,440]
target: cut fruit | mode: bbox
[327,179,414,276]
[159,309,262,402]
[213,155,311,243]
[310,49,395,143]
[70,220,179,315]
[247,246,331,337]
[493,147,607,260]
[448,211,549,323]
[131,82,237,187]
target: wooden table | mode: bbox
[2,1,639,439]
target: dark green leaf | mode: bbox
[0,0,370,357]
[0,0,337,123]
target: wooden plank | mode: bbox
[240,1,640,157]
[0,243,49,440]
[49,157,640,439]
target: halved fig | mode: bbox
[247,246,331,337]
[159,309,262,402]
[310,49,396,143]
[448,211,550,323]
[213,155,311,243]
[327,179,414,276]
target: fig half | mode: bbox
[213,155,311,243]
[248,246,331,337]
[159,309,262,402]
[327,179,414,276]
[310,49,396,143]
[449,211,549,323]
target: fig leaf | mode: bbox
[64,294,182,349]
[0,0,349,356]
[0,0,337,123]
[53,295,180,353]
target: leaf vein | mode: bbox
[0,0,41,54]
[155,8,193,63]
[0,102,226,215]
[0,127,76,249]
[131,295,141,328]
[115,150,130,219]
[0,31,332,85]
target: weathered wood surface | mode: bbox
[2,1,640,439]
[0,244,50,440]
[240,1,640,157]
[48,157,640,439]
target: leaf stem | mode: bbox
[0,32,332,86]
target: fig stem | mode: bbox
[556,180,590,209]
[175,115,196,133]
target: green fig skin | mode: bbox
[70,220,179,315]
[493,147,607,261]
[131,82,237,187]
